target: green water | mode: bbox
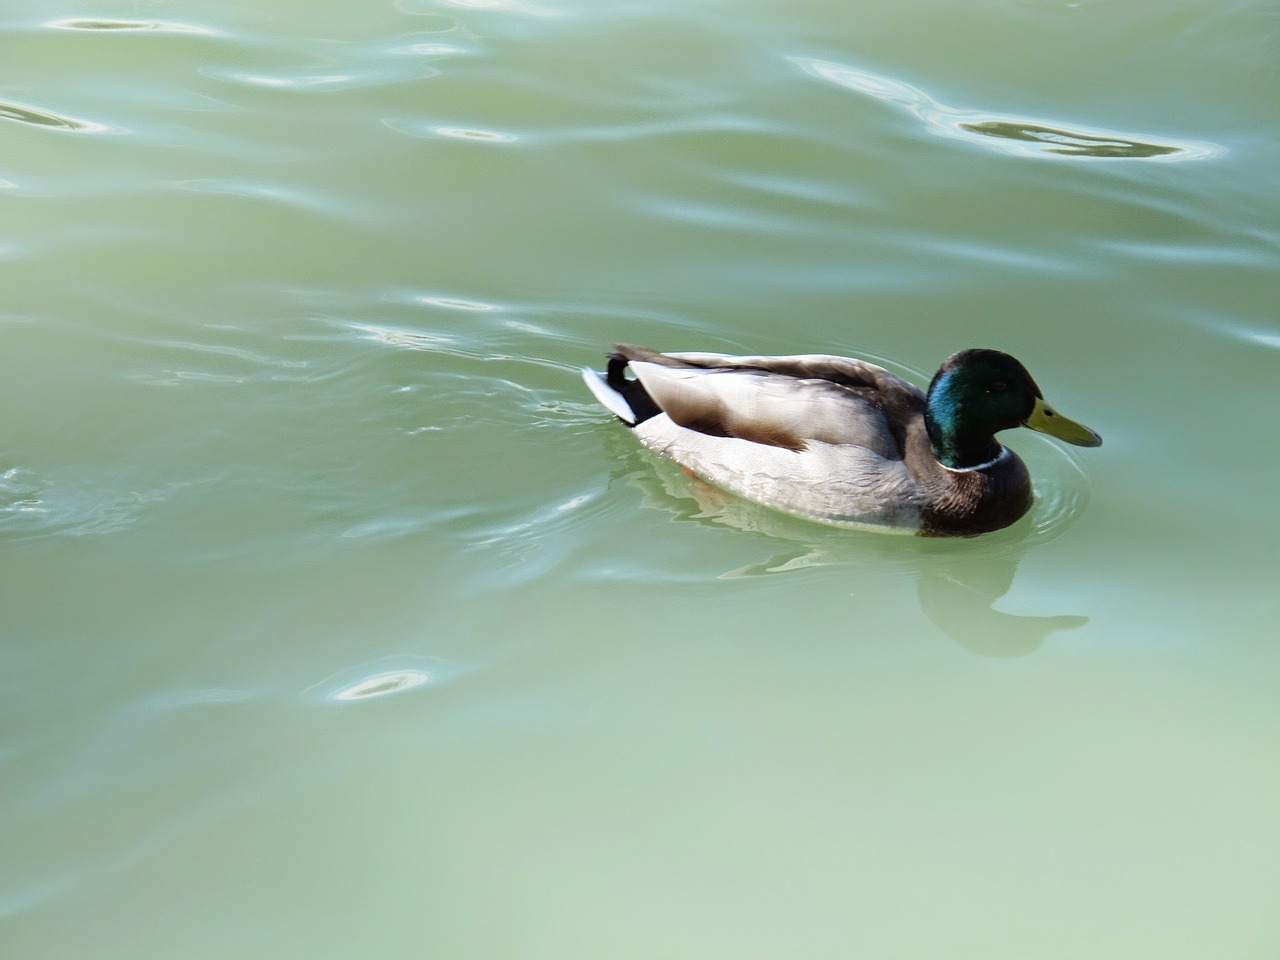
[3,0,1278,956]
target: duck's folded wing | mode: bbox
[628,360,904,458]
[664,350,895,381]
[614,345,917,397]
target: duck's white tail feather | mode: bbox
[581,368,637,423]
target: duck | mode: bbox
[582,344,1101,536]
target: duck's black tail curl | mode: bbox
[605,352,662,425]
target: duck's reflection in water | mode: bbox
[914,554,1087,657]
[619,449,1088,658]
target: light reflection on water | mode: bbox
[0,99,113,134]
[48,18,223,36]
[795,56,1225,161]
[390,122,518,142]
[314,667,436,702]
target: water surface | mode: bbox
[3,0,1278,957]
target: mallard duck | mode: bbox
[582,344,1101,536]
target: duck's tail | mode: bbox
[581,349,661,425]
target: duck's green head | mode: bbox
[925,349,1102,470]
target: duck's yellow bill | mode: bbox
[1024,397,1102,447]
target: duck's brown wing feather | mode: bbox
[613,344,924,460]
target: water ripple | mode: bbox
[404,293,496,311]
[168,177,367,221]
[49,18,221,36]
[304,657,461,703]
[0,468,183,541]
[958,120,1182,158]
[0,99,110,134]
[383,119,517,142]
[415,0,563,15]
[795,57,1224,162]
[331,670,433,701]
[201,32,463,94]
[1220,322,1280,351]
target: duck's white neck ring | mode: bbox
[940,445,1011,474]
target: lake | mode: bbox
[3,0,1278,956]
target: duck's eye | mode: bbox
[986,380,1009,394]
